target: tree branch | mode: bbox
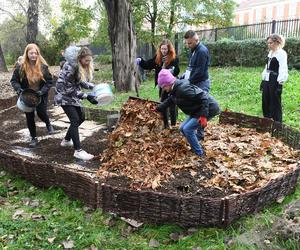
[0,7,26,25]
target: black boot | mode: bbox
[29,137,38,148]
[46,124,55,135]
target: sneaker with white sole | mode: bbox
[60,139,73,147]
[73,149,94,161]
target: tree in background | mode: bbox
[91,0,110,53]
[0,45,8,72]
[102,0,140,93]
[26,0,39,43]
[51,0,93,49]
[0,0,52,64]
[130,0,236,47]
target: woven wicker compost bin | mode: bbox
[0,93,299,227]
[96,110,300,227]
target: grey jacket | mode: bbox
[54,46,94,107]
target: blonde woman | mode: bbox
[10,43,54,148]
[261,34,288,122]
[55,46,98,161]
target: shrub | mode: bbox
[205,37,300,69]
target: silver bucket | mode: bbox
[17,89,41,113]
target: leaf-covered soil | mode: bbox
[97,98,300,197]
[0,73,299,198]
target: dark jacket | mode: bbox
[54,47,94,107]
[10,64,53,96]
[157,79,218,118]
[140,55,180,87]
[188,43,210,84]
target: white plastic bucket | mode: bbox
[17,97,35,112]
[17,89,41,113]
[92,83,114,106]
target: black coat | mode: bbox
[157,79,218,118]
[140,55,180,86]
[10,64,53,96]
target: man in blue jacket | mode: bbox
[182,30,210,93]
[156,69,220,157]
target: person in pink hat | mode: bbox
[155,69,220,157]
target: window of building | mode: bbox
[277,3,284,19]
[290,0,297,18]
[266,5,272,20]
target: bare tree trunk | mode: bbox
[26,0,39,44]
[103,0,140,93]
[0,44,8,72]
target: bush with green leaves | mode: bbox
[206,37,300,69]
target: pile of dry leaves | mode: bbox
[97,98,300,194]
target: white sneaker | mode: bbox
[60,139,73,147]
[74,149,94,161]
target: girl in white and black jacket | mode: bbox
[261,34,288,122]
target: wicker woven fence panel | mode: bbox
[22,160,56,188]
[272,122,300,149]
[224,167,300,224]
[219,111,273,133]
[100,185,141,218]
[225,191,260,224]
[138,191,164,223]
[159,194,181,223]
[54,168,98,208]
[0,151,26,176]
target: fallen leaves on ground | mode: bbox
[96,98,300,195]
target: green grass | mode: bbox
[90,65,300,130]
[1,65,300,249]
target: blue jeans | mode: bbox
[195,79,210,93]
[194,79,210,138]
[180,98,220,155]
[179,117,204,156]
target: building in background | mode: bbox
[235,0,300,25]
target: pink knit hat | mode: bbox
[157,69,176,88]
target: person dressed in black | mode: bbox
[261,34,288,122]
[55,46,98,161]
[155,69,220,157]
[10,43,54,148]
[136,39,180,128]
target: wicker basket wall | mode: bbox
[0,110,299,227]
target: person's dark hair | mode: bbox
[184,30,197,39]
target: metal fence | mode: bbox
[196,18,300,42]
[137,18,300,59]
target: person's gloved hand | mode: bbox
[150,107,158,113]
[277,83,283,94]
[16,88,23,96]
[88,82,95,89]
[168,66,175,74]
[78,92,88,99]
[36,90,43,96]
[135,58,142,65]
[198,116,207,128]
[87,93,98,105]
